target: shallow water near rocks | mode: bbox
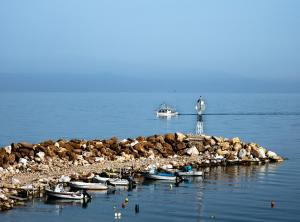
[1,92,300,221]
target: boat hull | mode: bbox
[45,189,83,200]
[144,173,176,181]
[156,112,178,117]
[69,181,108,190]
[94,176,129,186]
[177,171,203,176]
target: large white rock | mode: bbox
[238,148,247,159]
[19,158,27,166]
[267,151,277,158]
[4,145,12,154]
[0,193,8,200]
[130,140,139,147]
[82,151,92,157]
[36,152,45,161]
[77,155,84,160]
[258,147,266,158]
[185,146,199,156]
[120,139,128,143]
[175,132,186,142]
[59,175,71,183]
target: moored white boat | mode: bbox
[69,181,108,190]
[174,165,203,177]
[144,172,176,181]
[156,165,203,177]
[45,184,83,200]
[94,176,129,186]
[177,170,203,176]
[144,166,177,180]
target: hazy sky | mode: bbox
[0,0,299,92]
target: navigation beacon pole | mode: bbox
[195,96,205,135]
[196,114,204,135]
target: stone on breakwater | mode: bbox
[175,132,186,142]
[238,149,247,159]
[185,146,200,156]
[4,146,11,155]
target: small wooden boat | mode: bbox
[45,185,83,200]
[94,176,129,186]
[69,181,108,190]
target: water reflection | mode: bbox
[203,163,283,187]
[196,114,204,135]
[44,197,91,213]
[1,163,284,222]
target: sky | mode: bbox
[0,0,299,92]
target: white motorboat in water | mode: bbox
[156,103,178,117]
[94,176,129,186]
[45,184,84,200]
[69,181,108,190]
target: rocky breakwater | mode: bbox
[0,133,284,211]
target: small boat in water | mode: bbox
[177,171,203,176]
[156,103,178,117]
[163,165,203,177]
[45,184,84,200]
[177,165,203,176]
[69,181,108,190]
[143,167,176,181]
[144,172,177,181]
[94,176,129,186]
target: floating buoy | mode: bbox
[271,200,275,208]
[125,197,129,203]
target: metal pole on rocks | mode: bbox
[196,114,204,135]
[195,96,205,135]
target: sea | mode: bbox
[0,92,300,222]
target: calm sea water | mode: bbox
[0,92,300,221]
